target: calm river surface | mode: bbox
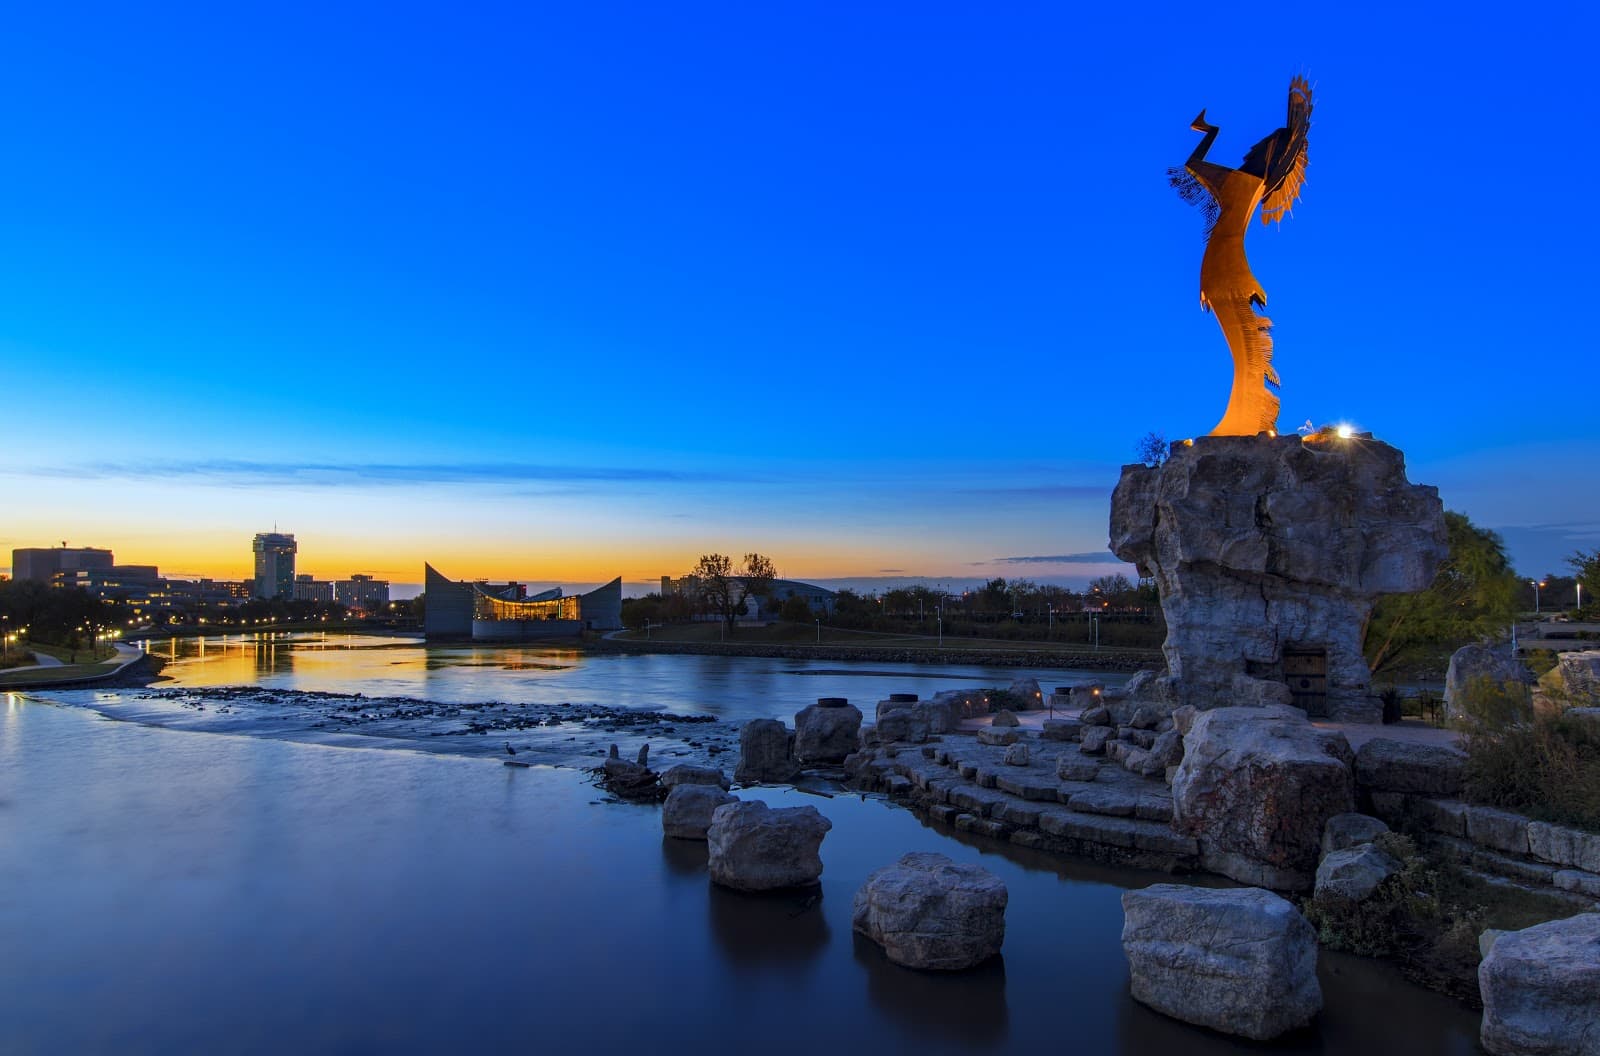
[0,635,1482,1054]
[136,631,1135,719]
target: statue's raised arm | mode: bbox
[1168,77,1313,437]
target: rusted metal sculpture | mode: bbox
[1171,77,1312,436]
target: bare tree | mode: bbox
[689,552,778,627]
[690,553,735,625]
[738,553,777,618]
[1136,431,1169,467]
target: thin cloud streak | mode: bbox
[958,485,1108,500]
[19,459,757,488]
[990,553,1119,565]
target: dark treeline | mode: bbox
[622,574,1166,649]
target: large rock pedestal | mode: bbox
[852,852,1008,970]
[1121,884,1322,1041]
[1110,434,1445,723]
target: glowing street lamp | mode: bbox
[1532,579,1546,615]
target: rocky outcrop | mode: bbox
[793,699,863,764]
[1354,738,1466,797]
[852,852,1008,970]
[1478,912,1600,1055]
[1121,884,1322,1041]
[1110,434,1445,723]
[1445,643,1535,719]
[660,764,731,790]
[661,784,738,840]
[706,800,832,891]
[1322,812,1389,855]
[734,719,800,784]
[1314,843,1400,902]
[1008,678,1044,710]
[1550,650,1600,708]
[601,746,661,799]
[1172,705,1355,890]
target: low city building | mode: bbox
[334,574,389,612]
[423,564,622,640]
[292,575,334,603]
[11,546,115,584]
[659,574,837,615]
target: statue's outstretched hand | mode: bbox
[1191,110,1217,133]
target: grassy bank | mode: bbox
[132,621,415,641]
[23,641,119,664]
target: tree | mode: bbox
[1570,549,1599,610]
[1136,431,1169,467]
[1364,511,1520,676]
[778,594,813,622]
[738,553,777,618]
[689,553,736,625]
[687,552,777,628]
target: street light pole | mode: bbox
[937,615,942,647]
[1533,579,1544,615]
[815,618,820,643]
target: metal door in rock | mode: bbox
[1282,647,1328,715]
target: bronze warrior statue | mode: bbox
[1171,77,1312,436]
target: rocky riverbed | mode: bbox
[70,685,742,770]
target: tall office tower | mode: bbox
[252,533,298,599]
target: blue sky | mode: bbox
[1,2,1596,590]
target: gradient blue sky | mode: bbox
[2,2,1596,592]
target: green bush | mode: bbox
[1456,676,1600,833]
[1302,832,1572,1003]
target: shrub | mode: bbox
[1302,832,1571,1004]
[1456,676,1600,832]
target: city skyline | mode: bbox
[2,6,1595,586]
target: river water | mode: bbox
[0,634,1483,1054]
[135,631,1134,719]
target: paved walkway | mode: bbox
[963,706,1460,750]
[0,642,147,687]
[0,650,66,675]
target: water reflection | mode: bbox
[660,835,709,877]
[0,701,1482,1055]
[127,632,1132,728]
[854,933,1010,1048]
[707,884,831,964]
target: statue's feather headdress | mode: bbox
[1254,76,1312,224]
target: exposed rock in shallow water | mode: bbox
[734,719,800,784]
[793,701,863,764]
[660,764,731,790]
[662,784,738,840]
[706,800,831,891]
[1121,884,1322,1041]
[1110,434,1445,722]
[852,852,1007,970]
[601,755,661,799]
